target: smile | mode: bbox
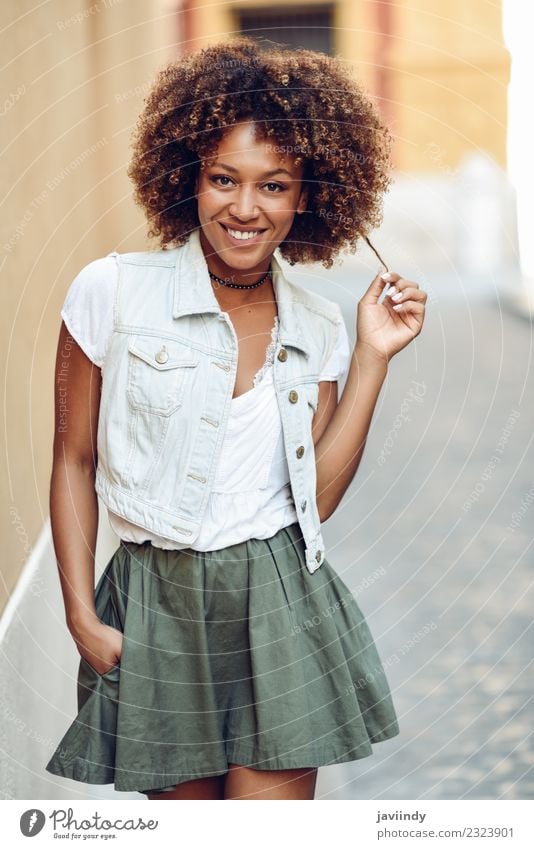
[219,223,267,244]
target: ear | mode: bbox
[296,184,308,215]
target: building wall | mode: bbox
[385,0,510,172]
[0,0,176,616]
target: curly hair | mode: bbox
[127,36,392,269]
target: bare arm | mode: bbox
[50,321,121,673]
[313,269,427,522]
[314,346,387,522]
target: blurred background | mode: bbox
[1,0,532,800]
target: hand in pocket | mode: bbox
[72,618,123,677]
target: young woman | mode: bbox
[46,36,426,800]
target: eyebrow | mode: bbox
[207,162,295,178]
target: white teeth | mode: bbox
[226,227,261,240]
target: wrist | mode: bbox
[67,608,99,638]
[354,342,389,373]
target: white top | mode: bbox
[61,254,351,551]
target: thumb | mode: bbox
[360,270,400,305]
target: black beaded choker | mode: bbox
[208,267,271,290]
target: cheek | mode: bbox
[271,193,302,226]
[196,186,218,218]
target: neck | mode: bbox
[209,268,270,287]
[198,227,273,286]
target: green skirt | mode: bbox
[45,522,400,794]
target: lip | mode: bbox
[219,222,267,246]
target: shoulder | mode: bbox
[112,247,181,268]
[62,253,119,307]
[284,276,343,326]
[61,253,119,368]
[275,264,349,375]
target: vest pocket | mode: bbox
[126,335,199,416]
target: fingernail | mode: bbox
[385,285,397,297]
[381,272,394,282]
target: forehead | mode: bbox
[206,122,303,174]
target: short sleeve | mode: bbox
[60,254,118,368]
[319,313,351,382]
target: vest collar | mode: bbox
[172,227,311,358]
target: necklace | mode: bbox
[208,267,271,290]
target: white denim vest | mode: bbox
[95,228,344,574]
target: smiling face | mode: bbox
[194,121,308,283]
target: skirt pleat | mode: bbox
[45,522,399,793]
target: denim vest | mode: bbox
[95,228,344,574]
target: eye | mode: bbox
[263,182,285,193]
[210,175,234,187]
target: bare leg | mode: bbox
[224,763,318,800]
[145,774,226,800]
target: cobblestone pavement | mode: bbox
[315,298,533,800]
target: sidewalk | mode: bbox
[315,295,533,800]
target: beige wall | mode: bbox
[1,1,178,615]
[183,0,510,171]
[385,0,510,171]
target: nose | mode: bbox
[228,182,261,220]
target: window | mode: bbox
[237,4,334,56]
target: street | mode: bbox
[316,296,533,800]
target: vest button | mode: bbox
[300,500,307,512]
[155,346,168,364]
[277,348,288,362]
[296,445,305,458]
[315,550,322,562]
[288,389,299,403]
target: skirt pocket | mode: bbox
[45,546,129,784]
